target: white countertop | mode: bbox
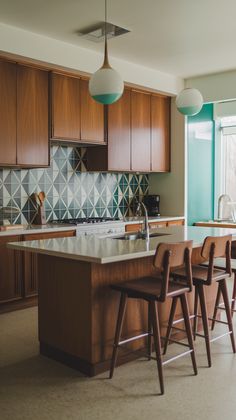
[8,225,236,265]
[0,216,184,237]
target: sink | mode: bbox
[113,232,169,241]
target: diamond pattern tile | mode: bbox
[0,145,149,223]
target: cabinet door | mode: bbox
[51,73,80,141]
[17,65,49,166]
[0,236,23,303]
[108,89,131,171]
[23,230,76,297]
[0,61,17,165]
[80,79,105,143]
[131,91,151,172]
[151,95,170,172]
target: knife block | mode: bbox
[35,205,46,225]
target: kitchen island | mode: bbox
[8,226,236,376]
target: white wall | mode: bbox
[149,98,185,216]
[0,23,183,95]
[186,70,236,103]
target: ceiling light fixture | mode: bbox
[176,88,203,116]
[89,0,124,105]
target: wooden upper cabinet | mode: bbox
[108,89,131,171]
[80,79,105,143]
[131,91,151,172]
[51,73,80,141]
[0,61,17,165]
[151,95,170,172]
[17,65,49,166]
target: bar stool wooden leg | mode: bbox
[220,279,236,353]
[198,284,212,367]
[110,292,127,379]
[193,287,199,340]
[150,300,164,395]
[231,273,236,316]
[147,302,153,360]
[211,283,221,331]
[180,294,198,375]
[163,296,178,355]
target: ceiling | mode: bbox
[1,0,236,78]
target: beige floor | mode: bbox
[1,296,236,420]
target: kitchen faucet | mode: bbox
[136,201,150,240]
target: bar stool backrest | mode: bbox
[153,240,193,301]
[201,235,232,285]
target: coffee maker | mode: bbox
[142,195,160,217]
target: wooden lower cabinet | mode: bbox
[0,230,76,312]
[0,235,23,304]
[125,219,184,232]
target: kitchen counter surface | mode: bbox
[0,215,184,237]
[8,225,236,264]
[195,220,236,228]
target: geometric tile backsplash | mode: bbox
[0,145,149,224]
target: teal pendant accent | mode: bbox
[92,92,122,105]
[178,105,202,116]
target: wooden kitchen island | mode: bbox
[8,226,236,376]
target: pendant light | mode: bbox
[89,0,124,105]
[176,87,203,116]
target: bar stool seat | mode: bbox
[109,240,197,395]
[164,234,236,368]
[112,277,190,300]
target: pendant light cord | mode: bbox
[103,0,110,68]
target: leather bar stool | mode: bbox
[164,234,236,368]
[109,240,197,395]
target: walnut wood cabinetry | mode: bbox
[125,219,184,232]
[0,230,76,312]
[0,60,49,167]
[0,61,17,165]
[131,90,151,172]
[87,89,170,173]
[23,230,76,297]
[17,65,49,166]
[0,236,23,304]
[51,74,105,144]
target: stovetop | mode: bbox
[51,217,120,225]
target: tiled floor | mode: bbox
[1,295,236,420]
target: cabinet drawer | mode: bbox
[125,223,142,233]
[167,220,185,226]
[149,221,167,229]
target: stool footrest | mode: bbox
[172,314,195,325]
[162,349,193,366]
[210,331,232,343]
[118,332,149,346]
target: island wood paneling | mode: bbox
[37,251,218,376]
[0,61,17,165]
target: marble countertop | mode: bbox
[0,216,184,237]
[8,225,236,265]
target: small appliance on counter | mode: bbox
[142,195,160,217]
[0,206,23,231]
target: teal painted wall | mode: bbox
[187,104,215,225]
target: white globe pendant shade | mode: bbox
[89,66,124,105]
[176,88,203,116]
